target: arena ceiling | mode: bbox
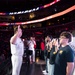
[0,0,74,12]
[0,0,53,12]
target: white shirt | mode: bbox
[10,37,24,56]
[28,40,36,51]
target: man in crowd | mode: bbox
[43,35,52,74]
[10,25,24,75]
[54,31,74,75]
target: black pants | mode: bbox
[40,50,44,60]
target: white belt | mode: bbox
[12,54,22,57]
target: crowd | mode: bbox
[42,32,75,75]
[0,25,75,75]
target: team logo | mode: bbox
[59,50,63,54]
[53,51,57,54]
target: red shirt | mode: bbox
[40,42,45,51]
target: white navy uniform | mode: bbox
[10,37,24,75]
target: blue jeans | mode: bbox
[47,59,49,73]
[44,56,49,73]
[45,56,48,72]
[48,64,55,75]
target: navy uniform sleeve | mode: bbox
[65,48,74,62]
